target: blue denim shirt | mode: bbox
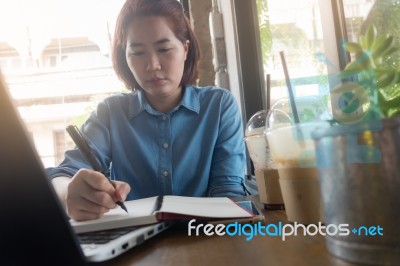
[46,86,246,200]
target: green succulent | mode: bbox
[339,24,400,118]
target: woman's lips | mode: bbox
[147,78,166,85]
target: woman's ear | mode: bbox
[184,40,190,60]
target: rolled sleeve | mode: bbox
[207,91,247,197]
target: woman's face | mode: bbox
[125,16,189,102]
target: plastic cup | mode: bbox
[244,110,284,209]
[265,121,329,224]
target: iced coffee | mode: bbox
[244,110,284,209]
[266,122,328,224]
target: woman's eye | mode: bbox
[159,48,171,53]
[130,51,144,56]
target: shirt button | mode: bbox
[163,171,169,177]
[162,115,167,120]
[163,143,169,149]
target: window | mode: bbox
[257,0,329,106]
[2,0,395,169]
[230,0,394,176]
[237,0,389,125]
[342,0,399,56]
[0,0,125,167]
[53,129,74,166]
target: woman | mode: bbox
[48,0,247,221]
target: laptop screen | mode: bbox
[0,71,86,265]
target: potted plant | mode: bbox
[340,24,400,119]
[311,24,400,265]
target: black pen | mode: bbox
[66,125,128,213]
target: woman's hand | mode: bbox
[54,169,130,221]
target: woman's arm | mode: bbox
[207,91,247,197]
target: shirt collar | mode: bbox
[180,85,200,114]
[128,85,200,119]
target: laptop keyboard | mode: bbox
[77,226,139,245]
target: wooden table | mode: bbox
[93,195,359,266]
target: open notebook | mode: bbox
[0,70,171,264]
[71,195,255,233]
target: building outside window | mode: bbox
[0,0,125,167]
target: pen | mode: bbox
[66,125,128,213]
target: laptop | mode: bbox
[0,71,172,265]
